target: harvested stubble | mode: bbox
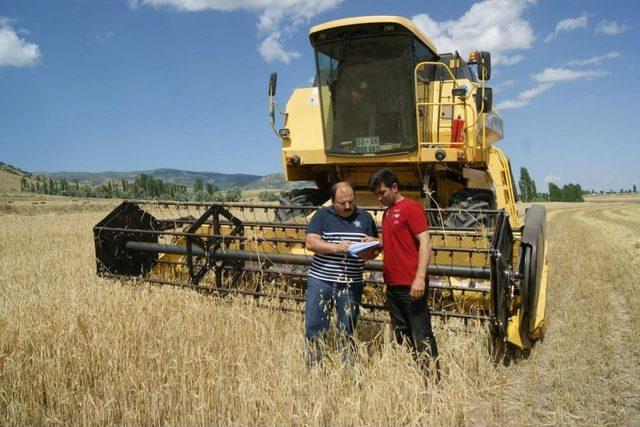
[1,199,639,425]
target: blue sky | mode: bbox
[0,0,637,191]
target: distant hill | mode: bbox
[0,161,31,193]
[0,169,21,193]
[39,168,262,189]
[5,160,316,191]
[33,169,314,190]
[0,161,31,177]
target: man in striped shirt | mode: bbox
[304,182,379,364]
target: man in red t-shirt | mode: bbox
[367,167,439,371]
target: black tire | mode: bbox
[274,188,328,222]
[444,188,496,228]
[449,188,496,207]
[518,204,547,347]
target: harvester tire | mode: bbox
[275,188,328,222]
[518,204,547,348]
[444,188,496,228]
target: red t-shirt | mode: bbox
[381,197,429,286]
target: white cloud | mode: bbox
[495,54,525,66]
[411,0,535,65]
[492,79,517,93]
[595,19,630,36]
[544,174,562,184]
[258,33,300,63]
[0,18,40,67]
[544,13,587,42]
[496,83,551,110]
[565,51,620,66]
[533,67,609,83]
[131,0,344,63]
[496,66,609,110]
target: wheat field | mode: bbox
[1,197,639,425]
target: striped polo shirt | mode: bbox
[306,206,378,284]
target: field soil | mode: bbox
[1,196,639,424]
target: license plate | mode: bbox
[355,136,380,154]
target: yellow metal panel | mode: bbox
[530,242,548,338]
[281,87,325,180]
[488,147,519,228]
[507,310,524,348]
[309,16,437,53]
[506,240,548,348]
[413,64,487,165]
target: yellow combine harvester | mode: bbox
[94,16,548,360]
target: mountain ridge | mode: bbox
[31,168,312,190]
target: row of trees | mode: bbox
[520,167,639,200]
[20,174,242,202]
[548,183,584,202]
[601,185,637,194]
[518,167,585,202]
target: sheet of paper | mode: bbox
[347,240,381,256]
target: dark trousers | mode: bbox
[305,276,363,365]
[386,285,439,366]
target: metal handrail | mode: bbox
[413,60,483,149]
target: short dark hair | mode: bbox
[368,168,399,191]
[330,181,355,201]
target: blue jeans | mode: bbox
[304,276,363,365]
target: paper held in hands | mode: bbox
[347,240,381,257]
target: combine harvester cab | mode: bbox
[94,16,548,362]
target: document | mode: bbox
[347,240,381,256]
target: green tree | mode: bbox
[634,184,637,193]
[549,182,584,202]
[548,183,562,201]
[258,190,280,202]
[48,177,56,194]
[205,182,217,195]
[193,178,203,193]
[518,167,537,202]
[562,183,584,202]
[224,188,241,202]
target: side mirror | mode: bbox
[268,72,278,96]
[475,87,493,113]
[268,72,284,139]
[477,51,491,81]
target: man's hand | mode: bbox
[306,234,353,255]
[334,240,353,255]
[361,236,379,243]
[409,276,426,300]
[357,237,381,259]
